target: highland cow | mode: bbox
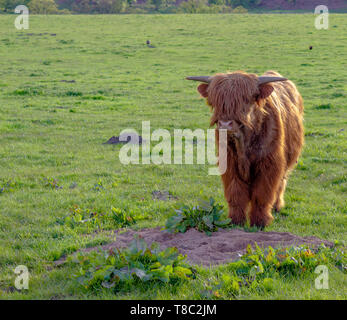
[187,71,304,228]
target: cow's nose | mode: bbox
[218,120,233,130]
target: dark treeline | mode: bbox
[0,0,268,13]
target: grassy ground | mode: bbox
[0,14,346,299]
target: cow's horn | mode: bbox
[186,76,212,83]
[258,76,288,85]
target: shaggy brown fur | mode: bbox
[196,71,304,228]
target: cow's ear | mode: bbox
[197,83,209,98]
[258,84,274,100]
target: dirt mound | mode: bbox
[104,133,144,145]
[152,190,178,201]
[58,228,333,267]
[258,0,347,10]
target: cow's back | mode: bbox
[264,71,305,170]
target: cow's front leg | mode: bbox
[222,175,250,226]
[249,157,285,228]
[227,122,250,181]
[273,175,287,212]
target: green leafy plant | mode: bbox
[199,243,346,299]
[69,237,195,291]
[58,205,137,230]
[92,179,105,191]
[318,244,346,274]
[237,244,322,277]
[43,177,63,190]
[110,206,136,227]
[0,179,17,194]
[165,198,231,235]
[59,205,102,229]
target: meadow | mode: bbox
[0,14,346,299]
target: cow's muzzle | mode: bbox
[217,120,234,130]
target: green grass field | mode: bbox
[0,14,346,299]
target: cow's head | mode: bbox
[186,71,287,129]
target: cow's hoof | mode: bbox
[273,200,285,213]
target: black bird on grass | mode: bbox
[146,40,156,48]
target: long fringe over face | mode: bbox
[207,71,264,128]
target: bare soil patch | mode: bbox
[152,190,178,201]
[104,133,144,145]
[56,227,333,267]
[60,80,76,83]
